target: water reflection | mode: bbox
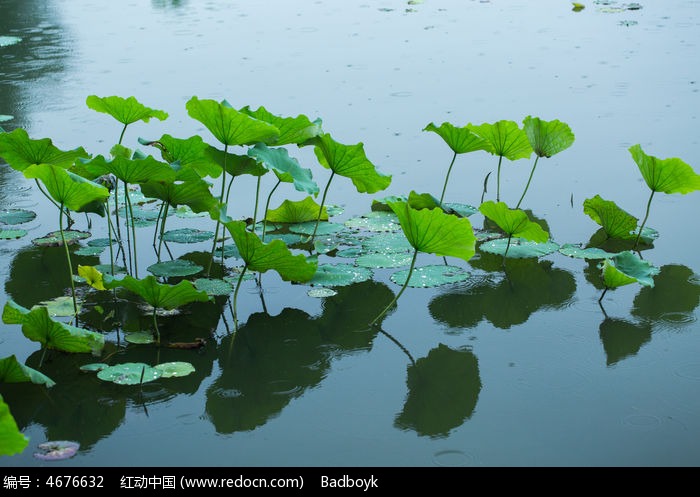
[598,317,652,366]
[395,343,481,439]
[429,255,576,330]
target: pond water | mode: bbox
[1,0,699,468]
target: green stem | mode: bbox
[439,151,458,204]
[261,180,281,243]
[59,204,79,324]
[516,156,540,209]
[496,155,504,202]
[207,145,229,277]
[634,190,655,250]
[231,265,249,332]
[503,233,513,268]
[118,123,128,145]
[125,181,138,278]
[106,196,116,278]
[152,201,165,254]
[152,307,160,345]
[157,203,170,262]
[252,176,262,230]
[311,171,335,242]
[369,248,418,327]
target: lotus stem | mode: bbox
[118,123,128,146]
[261,180,281,243]
[598,287,609,303]
[633,190,655,250]
[207,144,229,277]
[58,204,79,324]
[156,202,169,261]
[152,307,160,345]
[481,171,491,204]
[311,171,335,242]
[124,181,138,278]
[503,234,513,268]
[496,155,504,202]
[516,156,540,209]
[439,151,458,204]
[369,248,418,327]
[252,176,261,230]
[231,265,249,332]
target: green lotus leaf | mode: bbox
[389,198,476,262]
[175,205,208,218]
[248,143,319,195]
[96,363,162,385]
[205,145,267,177]
[559,243,617,260]
[390,265,471,288]
[139,134,221,178]
[0,229,27,240]
[601,251,660,289]
[443,202,478,217]
[0,128,89,172]
[266,197,328,223]
[74,246,104,256]
[79,150,175,185]
[0,355,55,387]
[468,120,533,160]
[219,219,317,282]
[86,95,168,125]
[522,116,575,158]
[0,395,28,456]
[1,300,104,354]
[423,122,488,154]
[78,265,106,290]
[478,201,549,242]
[288,221,344,236]
[356,252,413,269]
[23,164,109,214]
[345,211,402,232]
[160,228,214,244]
[33,296,80,317]
[362,231,413,253]
[104,274,211,310]
[186,96,279,147]
[79,363,109,373]
[141,178,218,214]
[308,263,373,287]
[87,238,114,247]
[194,278,233,296]
[0,209,36,225]
[306,133,392,194]
[154,361,195,378]
[31,229,91,247]
[630,144,700,194]
[371,195,409,212]
[479,238,560,258]
[239,105,323,145]
[124,332,156,344]
[583,195,637,239]
[147,259,203,277]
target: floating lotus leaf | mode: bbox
[356,252,413,269]
[33,296,80,317]
[175,205,208,218]
[0,395,28,456]
[336,247,365,258]
[0,355,55,387]
[362,231,412,253]
[559,243,617,260]
[117,205,162,223]
[307,288,338,298]
[74,246,105,256]
[33,440,79,461]
[308,263,373,287]
[124,332,155,344]
[262,233,304,246]
[325,205,344,216]
[31,230,90,247]
[313,237,340,254]
[345,211,402,232]
[161,228,214,244]
[214,243,241,259]
[194,278,233,296]
[288,221,344,236]
[154,361,195,378]
[480,238,560,258]
[0,209,36,225]
[93,264,127,275]
[223,270,256,284]
[0,36,21,47]
[97,363,162,385]
[79,363,109,373]
[87,238,114,247]
[0,229,27,240]
[391,265,471,288]
[147,259,203,277]
[443,202,478,217]
[371,195,408,212]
